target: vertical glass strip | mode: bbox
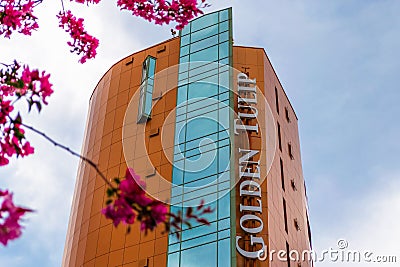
[168,8,233,267]
[137,56,156,123]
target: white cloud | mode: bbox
[313,171,400,266]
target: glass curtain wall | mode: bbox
[167,8,233,267]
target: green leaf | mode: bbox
[106,188,115,197]
[35,101,42,113]
[14,113,22,124]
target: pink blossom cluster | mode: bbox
[117,0,206,30]
[0,0,39,38]
[72,0,101,5]
[102,168,213,235]
[0,190,32,246]
[102,168,168,232]
[57,11,99,63]
[0,62,53,166]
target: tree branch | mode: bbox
[19,120,115,189]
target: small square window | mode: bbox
[285,107,291,123]
[290,179,297,191]
[294,218,300,231]
[288,142,294,160]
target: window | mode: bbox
[277,122,282,151]
[275,87,280,114]
[285,107,291,122]
[294,218,300,231]
[283,197,288,233]
[280,158,285,191]
[288,142,294,160]
[137,56,156,123]
[290,179,297,191]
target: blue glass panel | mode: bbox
[200,200,217,223]
[185,118,218,141]
[178,71,188,83]
[144,91,152,116]
[219,31,229,43]
[183,151,218,183]
[218,229,230,239]
[180,45,190,57]
[218,217,230,231]
[184,174,218,187]
[148,58,156,78]
[218,238,230,266]
[180,55,189,64]
[191,12,219,32]
[185,131,216,146]
[218,193,230,219]
[218,57,229,65]
[218,107,230,132]
[189,65,218,81]
[171,186,183,197]
[191,24,218,43]
[183,184,218,202]
[169,242,181,253]
[190,45,219,63]
[181,222,217,241]
[169,232,181,244]
[219,9,229,22]
[189,70,219,85]
[172,166,184,185]
[218,145,230,173]
[181,233,217,250]
[190,35,218,54]
[218,180,230,191]
[188,82,219,99]
[219,71,230,91]
[181,35,190,46]
[180,242,217,267]
[186,105,219,121]
[219,41,230,60]
[177,85,188,105]
[168,252,180,266]
[219,21,229,32]
[217,172,230,185]
[181,24,191,36]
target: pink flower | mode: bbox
[0,0,39,38]
[72,0,101,4]
[116,0,205,30]
[102,168,212,237]
[22,141,34,156]
[57,11,99,64]
[150,201,167,224]
[0,190,32,246]
[102,198,136,227]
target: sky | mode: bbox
[1,0,400,266]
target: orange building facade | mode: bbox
[62,8,312,267]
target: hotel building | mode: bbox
[62,8,312,267]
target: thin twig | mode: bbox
[19,121,115,189]
[60,0,65,12]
